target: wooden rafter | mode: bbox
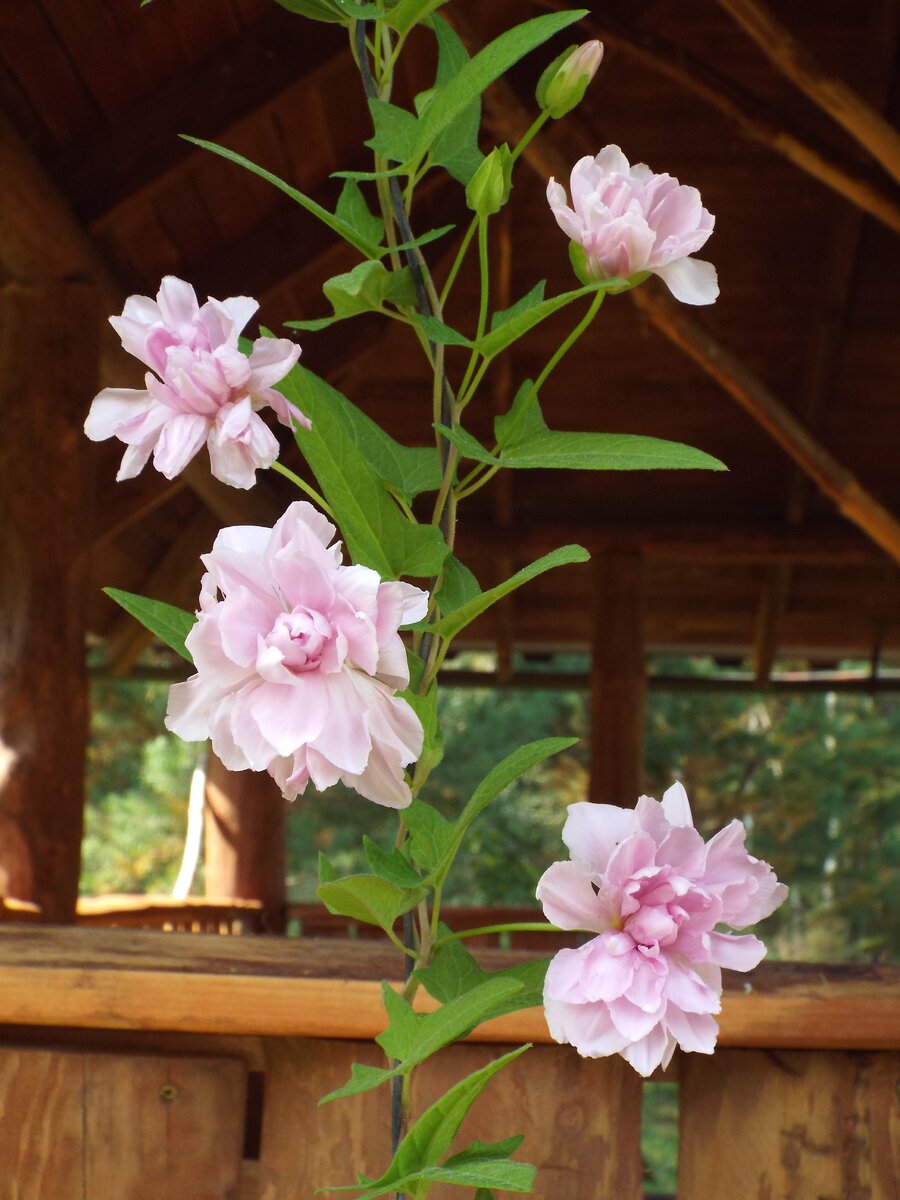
[631,282,900,567]
[478,69,900,567]
[717,0,900,186]
[750,3,898,680]
[49,9,346,225]
[533,1,900,235]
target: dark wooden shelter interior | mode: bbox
[1,0,899,925]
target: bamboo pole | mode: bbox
[717,0,900,186]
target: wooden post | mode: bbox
[590,553,646,805]
[0,282,97,922]
[204,754,286,933]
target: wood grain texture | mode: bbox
[0,282,97,922]
[257,1038,387,1199]
[0,1046,247,1199]
[0,929,898,1049]
[0,1048,83,1199]
[413,1042,643,1200]
[679,1048,900,1200]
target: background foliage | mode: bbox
[84,655,900,962]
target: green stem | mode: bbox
[532,288,606,399]
[434,921,562,948]
[439,216,479,308]
[270,461,334,516]
[455,463,501,501]
[510,109,552,165]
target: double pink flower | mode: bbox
[537,784,787,1075]
[547,145,718,305]
[85,276,307,488]
[166,502,428,808]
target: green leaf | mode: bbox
[363,837,423,889]
[182,137,383,259]
[489,280,546,332]
[323,260,416,318]
[280,367,449,576]
[273,0,345,22]
[494,393,728,471]
[437,738,578,880]
[376,981,421,1060]
[103,589,195,662]
[476,279,620,359]
[324,977,525,1103]
[366,98,420,163]
[317,874,424,934]
[335,179,384,246]
[318,852,337,885]
[427,546,590,641]
[333,1046,531,1197]
[434,423,498,466]
[385,0,449,35]
[418,937,550,1020]
[402,799,456,872]
[277,365,440,506]
[414,314,474,347]
[401,680,444,776]
[429,17,484,185]
[413,11,587,158]
[330,0,382,16]
[435,555,482,615]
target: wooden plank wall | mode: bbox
[0,1036,897,1199]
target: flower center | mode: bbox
[264,607,333,673]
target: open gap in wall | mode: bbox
[641,1079,678,1199]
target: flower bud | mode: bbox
[536,40,604,119]
[465,144,513,217]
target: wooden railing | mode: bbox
[0,925,897,1198]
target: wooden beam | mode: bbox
[590,553,646,805]
[716,0,900,186]
[0,928,897,1050]
[528,3,900,235]
[0,281,99,922]
[204,755,286,934]
[629,283,900,567]
[49,9,346,225]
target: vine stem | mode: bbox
[434,921,562,947]
[270,461,334,516]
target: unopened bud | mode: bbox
[465,145,513,217]
[536,40,604,119]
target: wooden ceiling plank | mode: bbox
[475,68,900,566]
[716,0,900,186]
[49,8,346,226]
[91,477,188,547]
[532,2,900,235]
[749,1,898,682]
[0,1,100,147]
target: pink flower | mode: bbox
[547,146,718,304]
[166,501,428,808]
[536,784,787,1076]
[85,276,308,488]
